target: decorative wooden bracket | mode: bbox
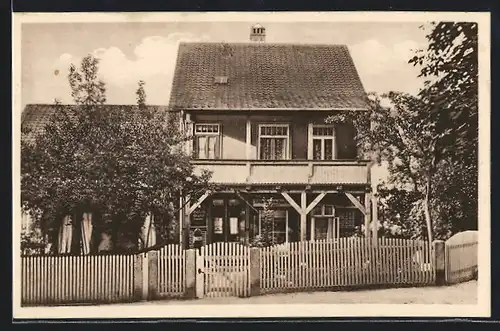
[305,192,327,215]
[281,192,302,214]
[282,191,329,216]
[187,191,211,215]
[345,192,366,215]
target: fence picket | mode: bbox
[23,233,476,305]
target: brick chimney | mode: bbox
[250,23,265,42]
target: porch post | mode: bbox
[245,203,250,245]
[372,191,379,242]
[179,195,185,247]
[364,192,372,238]
[183,195,190,249]
[300,191,307,241]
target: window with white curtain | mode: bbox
[258,124,289,160]
[194,123,221,159]
[312,125,335,160]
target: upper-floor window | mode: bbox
[194,123,221,159]
[312,125,335,160]
[258,124,289,160]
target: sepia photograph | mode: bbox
[12,12,490,319]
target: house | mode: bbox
[20,24,378,252]
[169,24,376,248]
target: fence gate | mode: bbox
[196,242,250,298]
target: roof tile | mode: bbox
[21,104,170,142]
[168,42,369,111]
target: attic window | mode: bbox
[214,76,228,84]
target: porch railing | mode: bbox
[191,159,370,185]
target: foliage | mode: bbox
[249,197,278,247]
[21,55,212,253]
[21,229,47,256]
[354,22,478,241]
[410,22,478,235]
[325,109,371,159]
[409,22,478,159]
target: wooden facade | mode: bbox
[168,38,377,248]
[179,111,375,248]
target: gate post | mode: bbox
[433,240,446,286]
[133,253,143,301]
[195,249,204,298]
[148,251,158,299]
[185,249,197,299]
[249,247,261,297]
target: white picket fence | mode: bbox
[260,238,434,293]
[21,254,138,305]
[445,231,478,284]
[156,244,186,297]
[20,231,478,305]
[198,242,250,298]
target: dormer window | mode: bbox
[214,76,228,84]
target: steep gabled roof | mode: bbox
[21,104,170,142]
[168,42,369,111]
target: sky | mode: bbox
[21,21,429,110]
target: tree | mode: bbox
[21,54,212,254]
[355,92,439,242]
[249,197,278,247]
[409,22,478,234]
[336,22,479,242]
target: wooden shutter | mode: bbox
[335,123,357,159]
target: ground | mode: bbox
[125,281,477,305]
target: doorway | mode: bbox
[211,198,243,243]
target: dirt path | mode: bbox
[128,281,477,305]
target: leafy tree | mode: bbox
[21,54,212,254]
[409,22,478,233]
[21,228,46,255]
[332,92,438,242]
[249,197,278,247]
[334,22,478,242]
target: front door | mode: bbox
[211,198,242,243]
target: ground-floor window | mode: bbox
[313,217,340,241]
[258,209,289,244]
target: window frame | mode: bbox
[193,123,222,159]
[311,216,340,241]
[258,209,289,244]
[312,204,336,217]
[311,124,336,160]
[257,123,291,160]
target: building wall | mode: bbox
[192,113,357,160]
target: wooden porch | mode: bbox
[179,185,379,248]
